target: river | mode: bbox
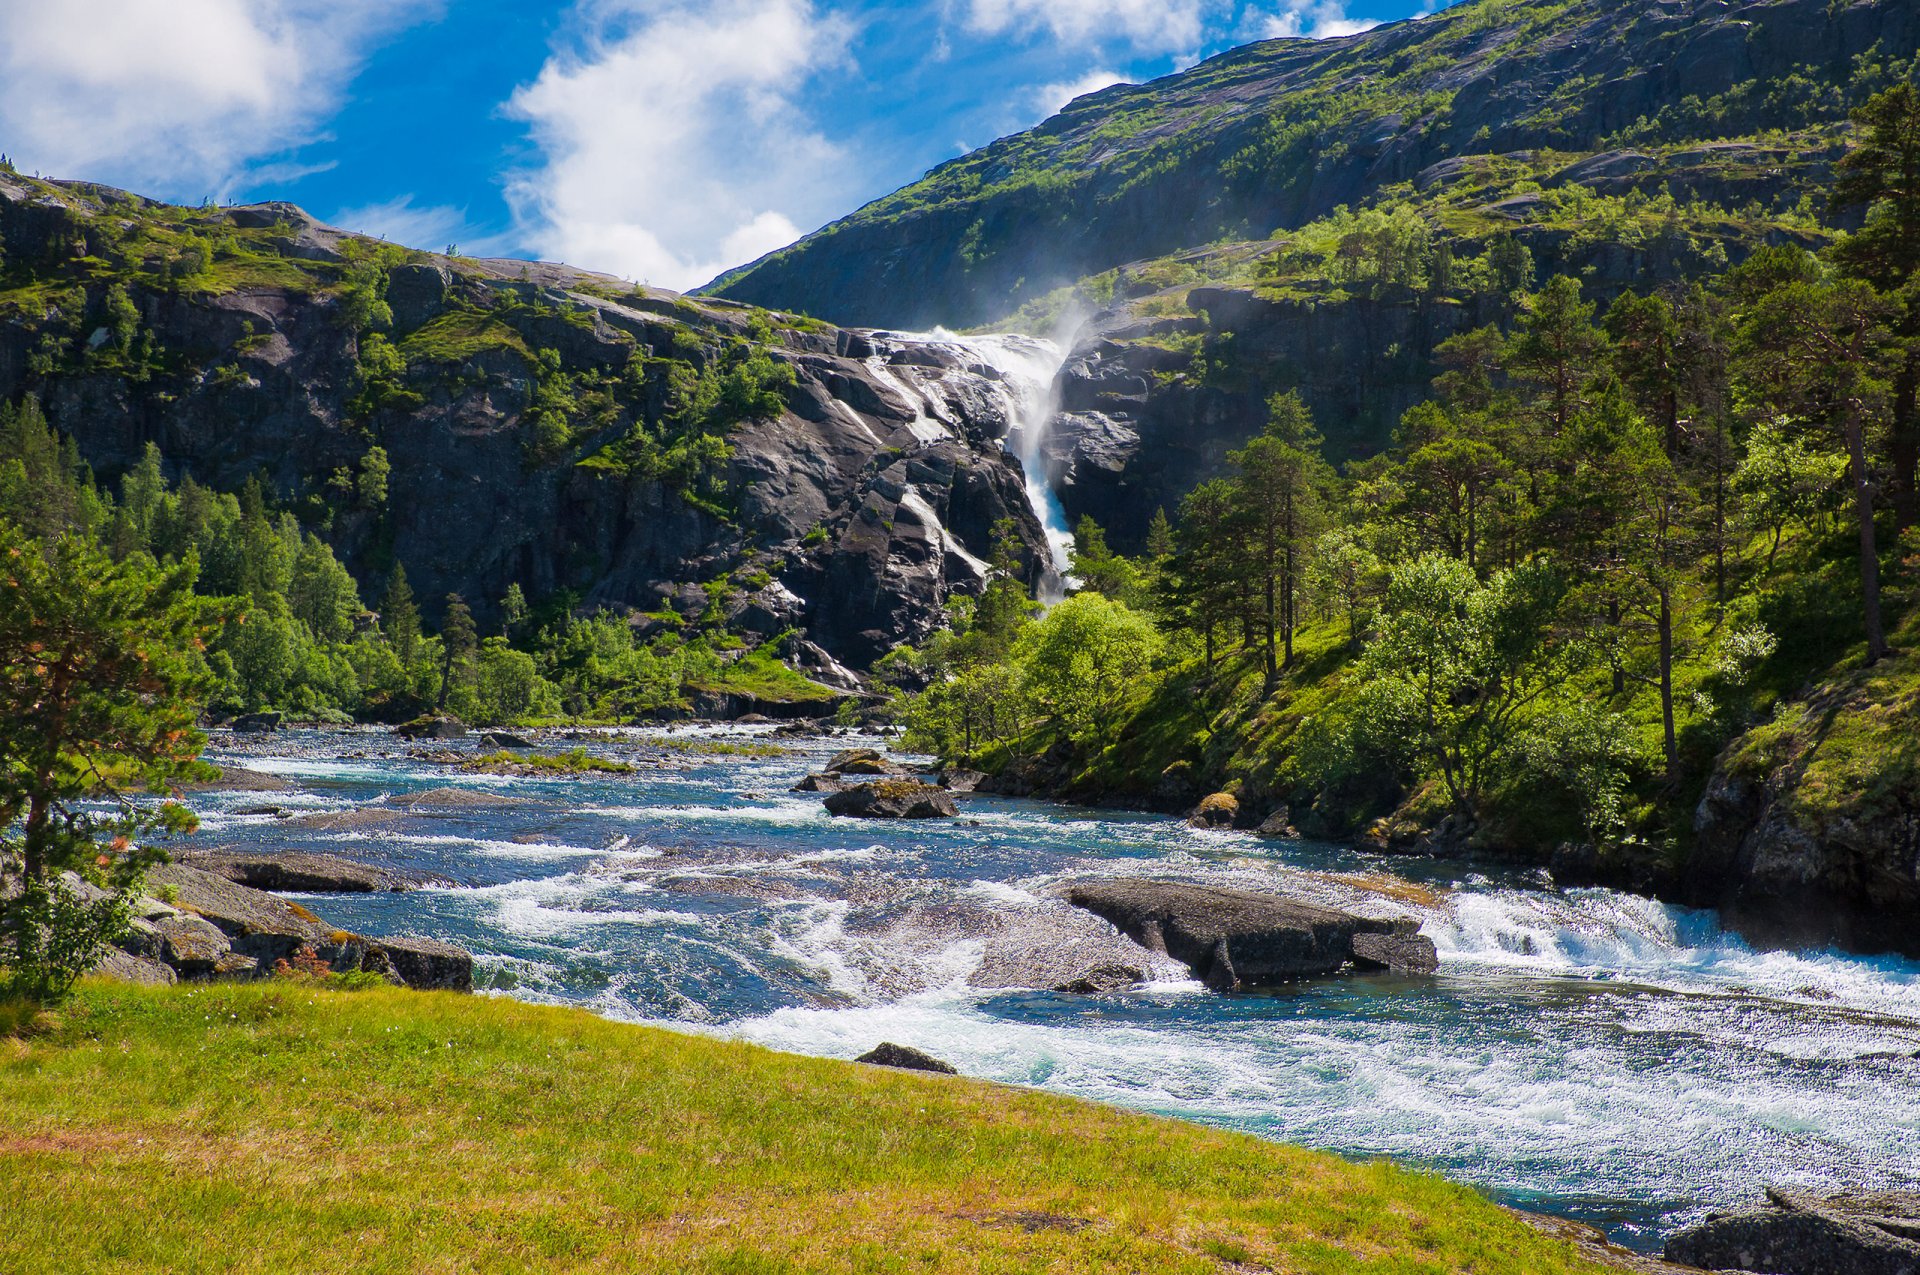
[192,726,1920,1252]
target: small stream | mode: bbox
[191,727,1920,1252]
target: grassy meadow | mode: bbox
[0,981,1620,1274]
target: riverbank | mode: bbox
[3,980,1637,1274]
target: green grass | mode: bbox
[1,981,1613,1274]
[400,309,534,365]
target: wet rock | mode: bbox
[1062,879,1415,990]
[186,851,432,894]
[1665,1187,1920,1275]
[1255,808,1297,838]
[230,711,283,734]
[791,772,849,794]
[1188,792,1239,828]
[395,786,527,809]
[824,780,957,820]
[179,766,292,793]
[396,715,467,739]
[1053,963,1145,995]
[939,768,987,793]
[478,730,533,748]
[825,748,906,776]
[855,1042,958,1075]
[371,935,474,992]
[1349,928,1440,975]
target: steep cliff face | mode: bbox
[711,0,1917,329]
[0,176,1047,668]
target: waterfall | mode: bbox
[862,327,1076,603]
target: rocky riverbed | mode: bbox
[118,723,1920,1260]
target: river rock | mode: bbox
[1349,928,1441,975]
[1665,1187,1920,1275]
[1053,963,1145,995]
[1189,792,1239,828]
[230,711,283,734]
[855,1042,958,1075]
[939,768,987,793]
[824,780,957,819]
[396,715,467,739]
[791,772,849,794]
[179,766,292,793]
[478,730,534,748]
[371,935,474,992]
[825,748,907,776]
[1062,879,1418,990]
[147,862,331,967]
[186,851,430,894]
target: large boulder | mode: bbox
[1665,1188,1920,1275]
[147,861,330,967]
[396,715,467,739]
[855,1042,958,1075]
[230,711,283,734]
[186,851,431,894]
[791,772,849,794]
[1349,930,1441,975]
[1062,879,1429,990]
[824,780,957,819]
[371,935,473,992]
[824,748,907,777]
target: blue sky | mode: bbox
[0,0,1444,292]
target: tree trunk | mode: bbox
[1846,410,1890,665]
[1658,587,1677,781]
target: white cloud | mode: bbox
[1033,70,1127,118]
[1257,1,1379,40]
[505,0,850,292]
[966,0,1226,52]
[0,0,436,197]
[330,194,515,258]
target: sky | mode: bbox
[0,0,1446,293]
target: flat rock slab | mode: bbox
[148,862,330,964]
[187,851,432,894]
[1063,879,1417,990]
[1666,1188,1920,1275]
[373,935,474,991]
[1350,930,1441,975]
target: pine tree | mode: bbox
[381,563,421,668]
[438,593,478,710]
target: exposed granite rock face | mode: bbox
[1665,1188,1920,1275]
[713,0,1914,330]
[1061,879,1427,990]
[0,178,1049,671]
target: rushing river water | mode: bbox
[193,727,1920,1252]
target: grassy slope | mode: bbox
[1,982,1615,1275]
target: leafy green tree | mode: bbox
[287,534,361,643]
[1337,555,1570,827]
[357,445,390,510]
[500,583,529,640]
[0,522,213,1000]
[1015,593,1161,748]
[1068,515,1148,606]
[1732,417,1848,570]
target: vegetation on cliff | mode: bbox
[0,403,836,724]
[887,85,1920,920]
[0,980,1620,1274]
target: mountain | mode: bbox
[715,0,1918,551]
[0,173,1052,672]
[713,0,1915,330]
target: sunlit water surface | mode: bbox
[193,728,1920,1250]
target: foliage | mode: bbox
[0,521,213,1001]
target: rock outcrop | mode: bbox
[855,1042,959,1075]
[823,780,958,820]
[1665,1188,1920,1275]
[185,851,435,894]
[1062,879,1433,990]
[0,176,1051,671]
[93,862,473,991]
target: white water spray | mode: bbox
[863,327,1078,603]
